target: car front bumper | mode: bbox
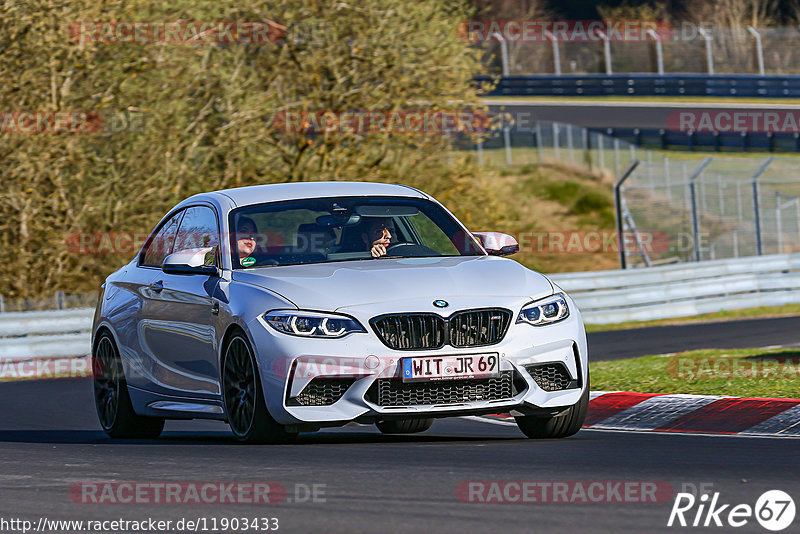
[247,295,589,428]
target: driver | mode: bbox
[361,217,395,258]
[235,217,258,263]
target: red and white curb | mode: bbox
[482,391,800,437]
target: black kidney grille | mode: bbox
[288,377,357,406]
[524,363,578,392]
[367,370,520,407]
[371,309,511,350]
[449,309,512,348]
[371,314,445,350]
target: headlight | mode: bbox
[264,310,366,338]
[517,293,569,326]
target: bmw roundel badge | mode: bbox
[433,300,449,308]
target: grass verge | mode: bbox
[590,347,800,398]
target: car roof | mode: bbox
[200,181,429,208]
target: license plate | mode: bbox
[401,353,499,382]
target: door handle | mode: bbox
[149,280,164,293]
[211,301,219,315]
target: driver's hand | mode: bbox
[371,244,387,257]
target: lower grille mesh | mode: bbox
[368,370,520,407]
[525,363,576,392]
[289,377,357,406]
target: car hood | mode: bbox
[231,256,554,310]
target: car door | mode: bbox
[116,209,184,393]
[139,205,223,398]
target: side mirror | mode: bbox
[472,232,519,256]
[162,248,220,276]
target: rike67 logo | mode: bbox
[668,490,795,531]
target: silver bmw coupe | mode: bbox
[92,181,589,442]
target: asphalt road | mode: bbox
[0,378,797,533]
[486,99,800,130]
[588,315,800,361]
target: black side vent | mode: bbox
[524,363,578,392]
[287,377,357,406]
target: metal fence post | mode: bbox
[746,26,765,76]
[491,32,510,76]
[553,123,560,161]
[615,160,641,269]
[698,27,714,75]
[502,125,512,165]
[536,122,544,163]
[777,195,783,254]
[647,28,664,74]
[545,30,561,75]
[583,128,591,171]
[796,198,800,240]
[613,137,621,177]
[681,162,689,210]
[664,156,671,201]
[598,134,605,172]
[597,30,613,74]
[688,157,714,262]
[476,139,483,166]
[751,156,775,256]
[55,291,65,310]
[733,230,739,258]
[0,294,3,314]
[737,181,743,223]
[566,125,574,164]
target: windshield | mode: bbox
[229,196,484,268]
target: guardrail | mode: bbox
[552,253,800,323]
[476,74,800,98]
[1,253,798,359]
[0,309,94,361]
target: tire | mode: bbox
[514,377,590,439]
[222,332,297,444]
[376,418,434,434]
[93,332,165,439]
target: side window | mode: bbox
[141,211,183,267]
[173,206,220,266]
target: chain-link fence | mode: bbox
[468,120,800,268]
[480,26,800,75]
